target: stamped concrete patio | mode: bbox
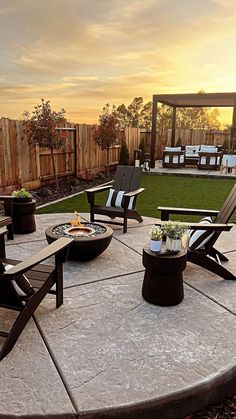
[0,213,236,419]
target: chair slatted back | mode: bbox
[113,166,142,192]
[205,183,236,253]
[215,184,236,223]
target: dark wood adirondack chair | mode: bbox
[85,165,145,233]
[157,184,236,280]
[0,234,73,360]
[0,196,14,240]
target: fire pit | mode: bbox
[45,222,113,261]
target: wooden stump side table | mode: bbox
[142,246,187,306]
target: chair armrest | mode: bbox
[186,222,233,231]
[0,196,14,200]
[0,196,14,216]
[124,188,145,198]
[0,215,12,228]
[158,206,219,221]
[155,221,233,232]
[3,237,73,279]
[85,182,114,194]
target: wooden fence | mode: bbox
[0,119,141,192]
[0,116,230,192]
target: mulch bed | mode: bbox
[31,170,116,207]
[30,171,236,418]
[184,394,236,418]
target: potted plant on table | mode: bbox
[149,226,163,252]
[162,221,189,253]
[11,188,36,234]
[11,188,32,203]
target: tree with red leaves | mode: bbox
[94,104,122,173]
[23,99,67,190]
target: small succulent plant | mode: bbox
[12,188,32,198]
[149,226,163,241]
[162,220,189,240]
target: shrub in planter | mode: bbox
[11,188,32,202]
[162,221,189,252]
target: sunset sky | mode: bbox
[1,0,236,125]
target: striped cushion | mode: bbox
[4,264,34,297]
[189,217,214,250]
[106,189,135,210]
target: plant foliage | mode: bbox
[94,104,122,171]
[149,226,163,241]
[23,99,67,190]
[119,139,129,165]
[162,221,189,239]
[12,188,32,198]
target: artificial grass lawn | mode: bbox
[36,174,236,223]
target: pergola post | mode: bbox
[232,98,236,144]
[151,96,158,168]
[171,107,176,147]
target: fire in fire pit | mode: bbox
[64,226,95,237]
[65,211,95,236]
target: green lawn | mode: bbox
[36,174,236,223]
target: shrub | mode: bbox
[119,139,129,165]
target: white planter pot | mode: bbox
[150,239,162,252]
[166,237,182,252]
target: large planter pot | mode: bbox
[166,237,182,253]
[12,199,36,234]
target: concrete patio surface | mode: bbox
[151,160,236,178]
[0,213,236,419]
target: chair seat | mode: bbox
[1,258,55,291]
[93,205,126,218]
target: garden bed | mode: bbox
[31,170,116,207]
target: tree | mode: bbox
[101,94,222,132]
[116,97,151,128]
[177,107,221,130]
[119,139,129,165]
[139,101,153,129]
[23,99,67,190]
[94,104,122,173]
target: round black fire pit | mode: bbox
[45,222,113,261]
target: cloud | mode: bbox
[1,0,236,124]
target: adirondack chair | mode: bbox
[157,184,236,280]
[0,235,73,360]
[85,165,145,233]
[0,195,14,240]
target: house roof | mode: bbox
[153,92,236,108]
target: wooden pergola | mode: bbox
[151,92,236,168]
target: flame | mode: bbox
[70,211,83,227]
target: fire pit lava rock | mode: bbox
[45,222,113,261]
